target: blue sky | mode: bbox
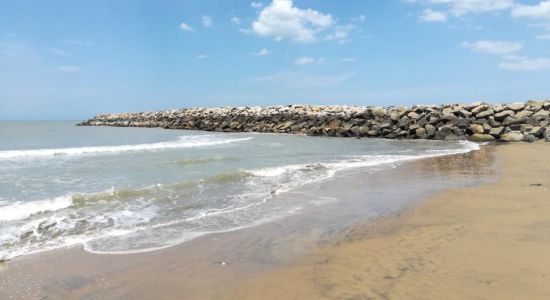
[1,0,549,119]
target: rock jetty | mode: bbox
[78,101,550,142]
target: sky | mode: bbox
[1,0,550,120]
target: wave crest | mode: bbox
[0,135,253,160]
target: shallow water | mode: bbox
[0,121,481,260]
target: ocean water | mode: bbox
[0,121,481,260]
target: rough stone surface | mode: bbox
[506,103,525,111]
[523,134,536,143]
[500,132,524,142]
[470,134,495,142]
[489,127,505,137]
[78,101,550,143]
[468,124,485,134]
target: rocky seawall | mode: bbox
[78,101,550,142]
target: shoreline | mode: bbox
[0,143,496,299]
[225,142,550,300]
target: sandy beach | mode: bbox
[226,142,550,300]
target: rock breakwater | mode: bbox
[79,101,550,142]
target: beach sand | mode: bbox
[225,142,550,300]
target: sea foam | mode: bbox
[0,195,73,222]
[0,135,253,160]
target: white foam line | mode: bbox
[249,140,480,178]
[83,209,299,255]
[0,196,73,222]
[0,136,253,160]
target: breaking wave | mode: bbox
[0,135,253,160]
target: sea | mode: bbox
[0,121,482,261]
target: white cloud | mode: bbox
[196,54,208,59]
[61,39,94,46]
[0,38,36,63]
[202,15,213,27]
[351,15,367,22]
[409,0,515,20]
[56,66,80,72]
[252,48,272,56]
[512,1,550,19]
[294,56,325,65]
[231,17,241,24]
[179,22,194,31]
[324,30,350,43]
[419,9,448,22]
[247,71,356,89]
[536,33,550,39]
[250,0,335,43]
[49,48,70,56]
[251,2,263,8]
[462,40,523,54]
[429,0,515,16]
[499,57,550,70]
[535,22,550,30]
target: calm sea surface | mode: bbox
[0,121,480,260]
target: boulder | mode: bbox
[523,134,536,143]
[534,110,550,118]
[505,103,525,111]
[471,105,489,115]
[488,117,501,127]
[455,110,472,118]
[515,110,533,119]
[502,116,526,126]
[489,127,505,137]
[492,105,505,113]
[468,124,485,134]
[440,113,458,122]
[416,128,427,139]
[407,111,420,119]
[494,110,515,121]
[349,126,361,136]
[476,109,494,119]
[425,124,436,136]
[434,127,453,140]
[530,126,544,137]
[500,132,524,142]
[367,129,378,136]
[389,111,400,122]
[470,134,495,142]
[372,107,387,118]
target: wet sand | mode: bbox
[0,144,497,299]
[227,142,550,300]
